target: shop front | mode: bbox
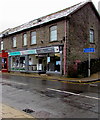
[36,46,62,74]
[0,50,8,72]
[8,46,63,75]
[9,49,37,72]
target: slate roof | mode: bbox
[0,0,96,37]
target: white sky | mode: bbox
[0,0,99,32]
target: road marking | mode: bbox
[2,80,27,86]
[47,88,100,100]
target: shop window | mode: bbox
[50,26,57,41]
[31,31,36,45]
[20,57,25,68]
[23,33,27,46]
[11,56,25,71]
[12,37,16,47]
[48,53,60,72]
[11,57,19,68]
[89,29,94,43]
[1,41,3,50]
[28,55,38,71]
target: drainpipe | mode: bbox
[63,17,69,76]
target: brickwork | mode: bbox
[68,3,99,64]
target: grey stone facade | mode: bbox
[0,1,100,76]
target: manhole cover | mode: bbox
[22,109,35,113]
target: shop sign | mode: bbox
[37,46,59,54]
[9,49,37,56]
[9,51,21,56]
[54,46,59,52]
[20,49,37,55]
[83,48,95,53]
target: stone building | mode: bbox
[0,1,100,76]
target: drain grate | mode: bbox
[22,109,35,113]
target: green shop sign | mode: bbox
[9,49,37,56]
[9,51,21,56]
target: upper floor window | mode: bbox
[50,26,57,41]
[89,29,94,43]
[12,37,16,47]
[23,33,27,46]
[31,31,36,45]
[1,41,3,50]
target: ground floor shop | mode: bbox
[9,46,63,75]
[0,50,8,72]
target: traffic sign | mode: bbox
[83,48,95,53]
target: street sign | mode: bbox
[83,48,95,53]
[83,48,95,77]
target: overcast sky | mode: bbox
[0,0,99,32]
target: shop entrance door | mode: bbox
[38,55,47,73]
[2,58,8,72]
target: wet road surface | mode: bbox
[1,74,100,118]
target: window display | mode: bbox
[48,53,60,72]
[28,55,38,71]
[11,56,25,71]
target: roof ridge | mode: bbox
[0,0,92,35]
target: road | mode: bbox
[0,74,100,118]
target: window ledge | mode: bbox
[30,44,37,46]
[49,40,58,43]
[23,45,27,47]
[89,42,95,44]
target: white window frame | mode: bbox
[50,26,57,41]
[23,33,27,46]
[1,41,3,50]
[12,37,16,47]
[89,29,94,43]
[31,32,36,45]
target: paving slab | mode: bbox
[0,103,35,119]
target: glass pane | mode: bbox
[1,41,3,50]
[51,30,57,41]
[50,26,57,41]
[13,37,16,47]
[90,30,94,43]
[23,34,27,46]
[31,32,36,44]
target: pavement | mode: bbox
[0,103,35,119]
[1,71,100,84]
